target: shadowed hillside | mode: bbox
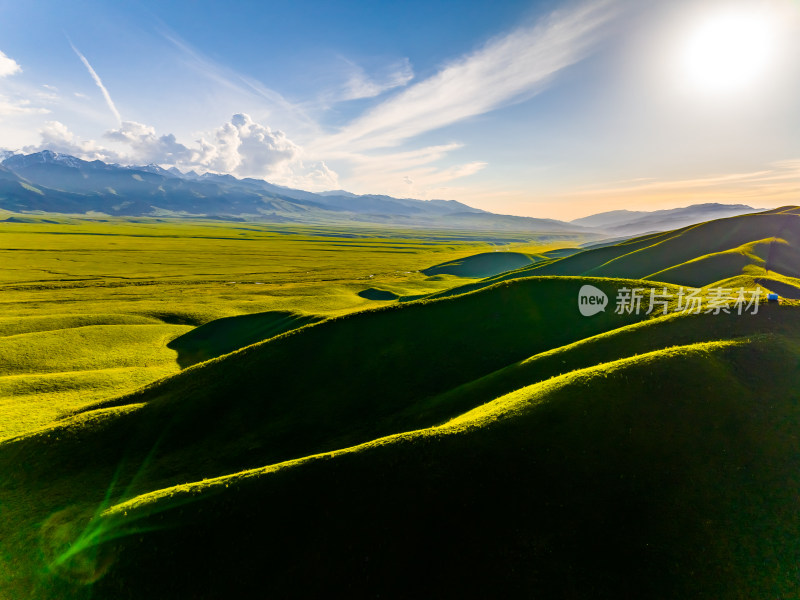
[0,275,671,597]
[3,278,659,492]
[18,309,800,599]
[421,251,537,277]
[166,310,323,368]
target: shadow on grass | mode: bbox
[357,287,399,301]
[422,251,535,278]
[755,277,800,299]
[167,311,323,368]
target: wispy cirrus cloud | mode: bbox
[0,97,50,117]
[337,57,414,101]
[393,161,489,199]
[0,50,52,117]
[317,1,616,152]
[69,42,122,125]
[336,143,464,172]
[557,160,800,215]
[159,30,320,136]
[304,0,616,197]
[331,143,485,196]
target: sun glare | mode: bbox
[678,7,778,94]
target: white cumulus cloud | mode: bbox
[0,51,21,78]
[196,113,301,176]
[272,159,339,190]
[105,121,193,164]
[24,114,339,190]
[25,121,121,161]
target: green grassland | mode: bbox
[0,216,586,438]
[2,208,800,598]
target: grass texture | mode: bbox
[1,208,800,598]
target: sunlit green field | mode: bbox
[0,216,586,439]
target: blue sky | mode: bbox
[0,0,798,219]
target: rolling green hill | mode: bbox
[89,332,800,600]
[166,310,323,368]
[2,209,800,599]
[0,320,191,440]
[7,299,799,599]
[421,207,800,301]
[421,250,537,277]
[530,207,800,286]
[3,277,659,490]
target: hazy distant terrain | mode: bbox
[0,151,766,238]
[570,203,766,235]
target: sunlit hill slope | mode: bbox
[422,206,800,301]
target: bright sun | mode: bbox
[679,7,778,94]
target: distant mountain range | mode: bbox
[0,151,582,233]
[0,151,769,236]
[571,203,767,236]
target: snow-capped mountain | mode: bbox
[0,151,588,232]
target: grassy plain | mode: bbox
[0,215,586,439]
